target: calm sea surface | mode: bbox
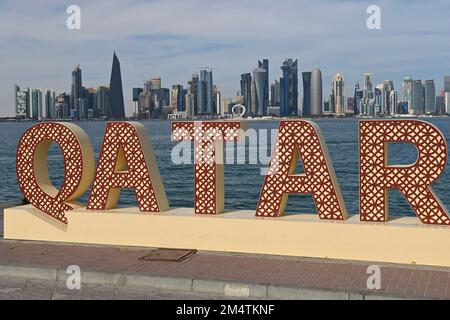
[1,118,450,217]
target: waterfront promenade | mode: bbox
[1,204,450,300]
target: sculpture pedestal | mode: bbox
[4,205,450,267]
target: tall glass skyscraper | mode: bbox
[251,68,267,116]
[444,76,450,93]
[310,67,323,116]
[171,85,185,112]
[403,77,413,115]
[240,73,252,111]
[412,80,424,115]
[302,72,312,117]
[199,69,214,115]
[424,80,436,114]
[280,59,298,116]
[71,65,82,119]
[331,73,345,116]
[258,59,270,112]
[108,52,126,120]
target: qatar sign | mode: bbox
[7,120,450,267]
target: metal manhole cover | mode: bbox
[138,248,197,262]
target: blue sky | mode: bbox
[2,0,450,116]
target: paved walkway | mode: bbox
[0,276,230,300]
[0,239,449,300]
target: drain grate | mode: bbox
[138,248,197,262]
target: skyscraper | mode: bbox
[331,73,345,116]
[171,85,185,112]
[71,64,83,119]
[353,83,360,115]
[389,90,398,115]
[28,88,42,120]
[15,85,28,119]
[424,80,436,114]
[258,59,270,111]
[382,80,394,115]
[240,73,252,110]
[403,77,413,115]
[310,67,323,116]
[270,80,280,107]
[108,52,126,120]
[188,74,199,116]
[199,69,214,115]
[280,59,298,116]
[364,73,373,98]
[251,68,267,116]
[302,72,312,117]
[412,80,424,115]
[444,76,450,93]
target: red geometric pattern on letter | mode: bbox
[172,121,241,214]
[359,120,449,225]
[87,122,168,212]
[16,123,90,224]
[256,120,347,219]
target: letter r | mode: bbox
[359,120,449,224]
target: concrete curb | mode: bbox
[0,263,421,300]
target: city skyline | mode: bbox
[13,56,450,120]
[3,0,450,116]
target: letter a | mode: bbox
[256,120,347,219]
[87,122,168,212]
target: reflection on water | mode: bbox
[1,118,449,217]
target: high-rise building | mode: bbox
[108,52,126,120]
[382,80,394,115]
[251,68,268,116]
[171,85,185,112]
[132,88,143,116]
[280,59,298,116]
[55,93,70,119]
[310,67,323,116]
[258,59,270,111]
[301,72,312,117]
[323,100,331,113]
[374,84,383,115]
[188,74,199,116]
[270,80,280,107]
[199,69,214,115]
[389,90,398,116]
[436,95,445,115]
[424,80,436,114]
[15,85,28,119]
[403,77,413,115]
[412,80,424,115]
[353,83,360,115]
[240,73,252,111]
[71,64,83,119]
[364,73,373,97]
[97,86,110,117]
[346,97,355,114]
[444,76,450,93]
[44,89,56,119]
[213,85,221,116]
[331,73,345,116]
[28,88,42,120]
[445,92,450,114]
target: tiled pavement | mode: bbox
[0,239,449,300]
[0,277,230,300]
